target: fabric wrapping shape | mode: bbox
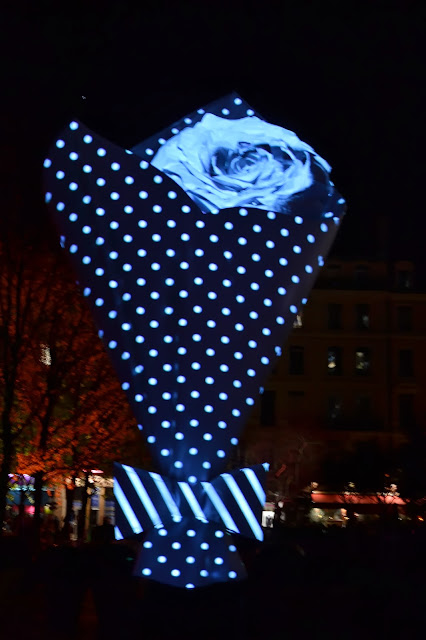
[44,93,345,587]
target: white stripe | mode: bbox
[178,482,208,522]
[201,482,240,534]
[114,526,124,540]
[149,471,182,522]
[242,468,266,506]
[222,473,263,541]
[113,479,143,534]
[122,464,163,528]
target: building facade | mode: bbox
[241,258,426,491]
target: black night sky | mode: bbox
[2,2,425,260]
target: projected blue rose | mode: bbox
[152,114,331,214]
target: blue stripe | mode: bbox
[202,481,240,534]
[149,471,182,522]
[242,468,266,505]
[221,473,263,541]
[178,482,208,522]
[123,464,163,528]
[113,479,143,534]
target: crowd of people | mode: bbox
[2,508,116,549]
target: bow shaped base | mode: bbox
[113,462,268,587]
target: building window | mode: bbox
[354,265,369,286]
[397,306,412,331]
[260,390,276,426]
[355,304,370,330]
[398,349,413,377]
[355,348,371,375]
[355,395,372,426]
[293,313,303,329]
[327,304,342,330]
[289,346,304,375]
[327,264,341,286]
[399,394,415,430]
[327,347,342,375]
[396,269,413,290]
[40,344,52,366]
[288,391,305,398]
[288,391,305,419]
[327,396,342,425]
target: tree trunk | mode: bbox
[0,467,10,537]
[17,475,26,535]
[32,470,44,549]
[64,480,76,526]
[77,472,90,543]
[0,435,14,537]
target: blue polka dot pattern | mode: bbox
[44,93,345,588]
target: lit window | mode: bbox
[327,347,342,375]
[40,344,51,366]
[355,348,371,375]
[293,313,303,329]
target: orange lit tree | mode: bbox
[0,232,145,540]
[15,344,142,540]
[0,233,65,534]
[12,270,143,541]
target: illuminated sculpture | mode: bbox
[44,93,345,588]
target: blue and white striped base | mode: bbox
[114,462,268,587]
